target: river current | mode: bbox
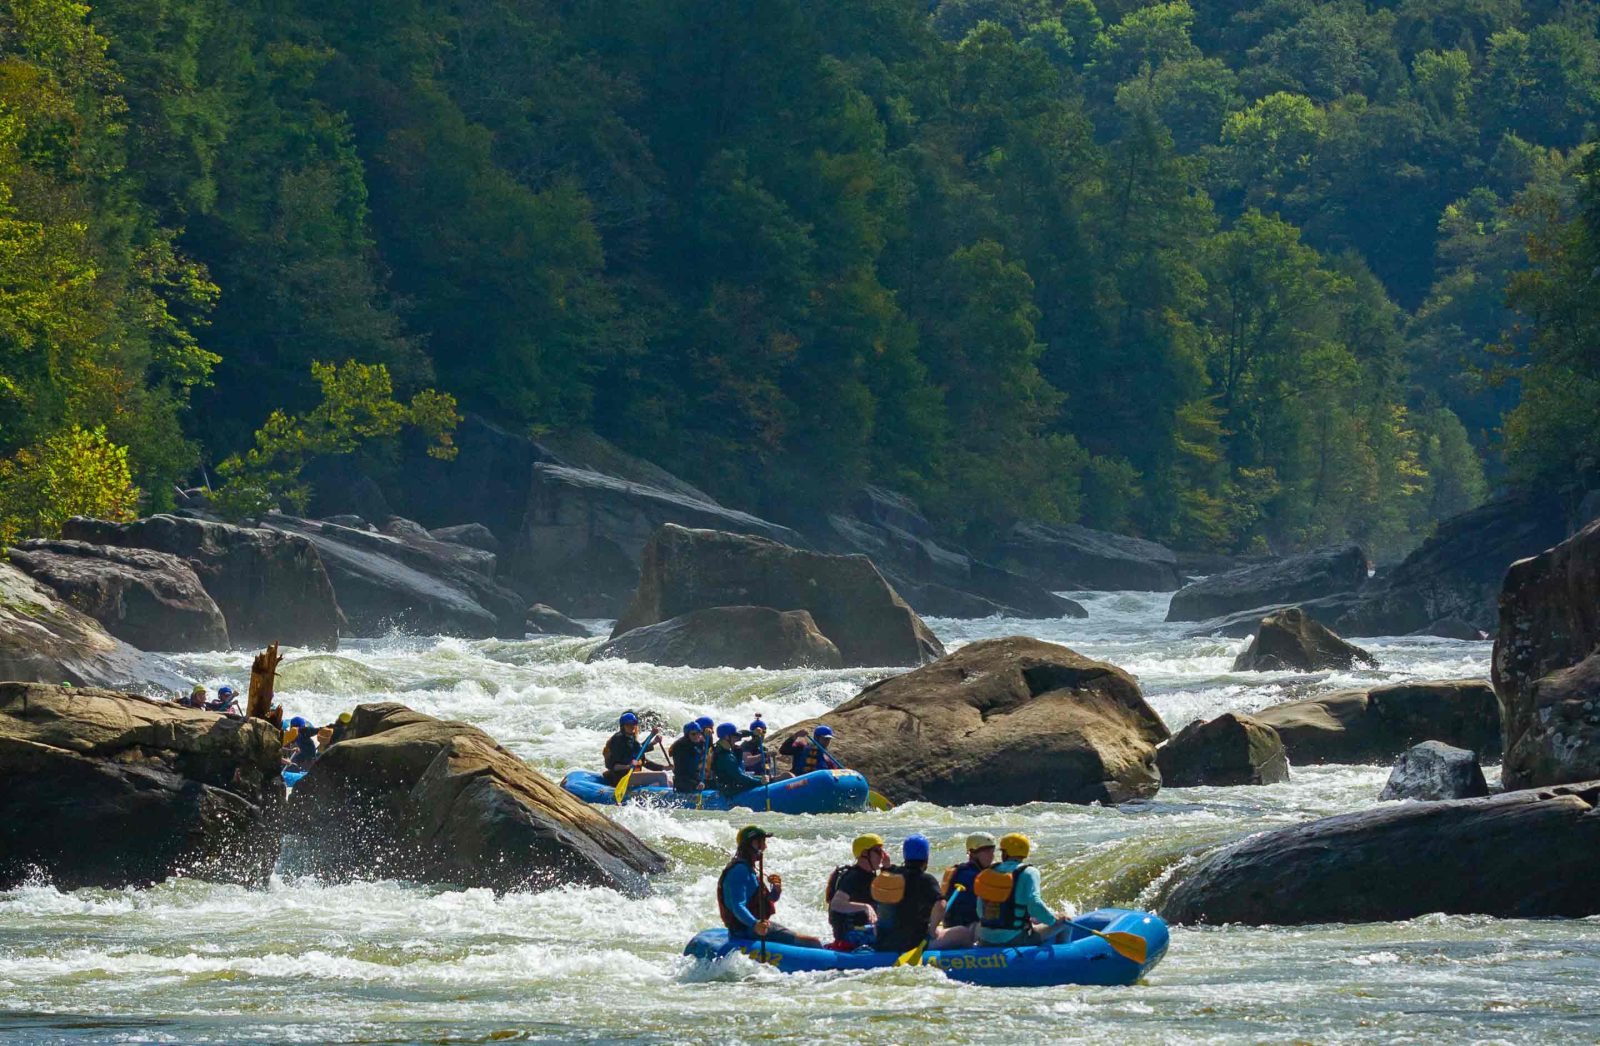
[3,592,1596,1044]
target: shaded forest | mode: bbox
[2,0,1597,557]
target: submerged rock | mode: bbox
[0,683,284,889]
[526,603,591,637]
[1157,712,1289,787]
[275,654,395,694]
[1166,546,1368,622]
[1379,741,1489,801]
[1160,781,1600,925]
[1493,516,1600,790]
[613,524,944,668]
[990,521,1182,591]
[0,561,183,690]
[1252,679,1501,764]
[8,540,229,652]
[784,637,1169,805]
[62,514,340,650]
[286,703,667,892]
[1231,607,1377,672]
[591,606,842,670]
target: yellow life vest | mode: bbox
[870,871,906,904]
[974,864,1031,931]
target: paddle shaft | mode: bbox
[757,853,769,962]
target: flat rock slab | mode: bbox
[1253,679,1501,764]
[992,521,1181,591]
[1160,781,1600,924]
[1167,546,1368,622]
[592,606,842,670]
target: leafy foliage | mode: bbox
[0,426,139,546]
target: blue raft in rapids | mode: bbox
[685,908,1168,987]
[560,767,869,814]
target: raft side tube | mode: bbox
[684,908,1169,987]
[560,768,869,814]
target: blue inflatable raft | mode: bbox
[560,768,869,814]
[283,770,307,787]
[684,908,1169,987]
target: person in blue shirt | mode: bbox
[717,825,820,948]
[710,723,767,797]
[973,833,1072,947]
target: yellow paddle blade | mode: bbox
[1096,930,1148,965]
[894,940,926,967]
[866,790,893,811]
[612,768,633,805]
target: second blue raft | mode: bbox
[560,767,869,814]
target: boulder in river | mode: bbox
[990,521,1182,591]
[286,703,667,892]
[8,540,229,652]
[1160,781,1600,925]
[0,561,183,689]
[782,637,1169,805]
[591,606,843,670]
[429,522,501,555]
[526,603,591,637]
[1231,607,1377,672]
[0,683,284,889]
[61,514,341,650]
[613,524,944,668]
[808,487,1084,619]
[1156,712,1289,787]
[1379,741,1489,801]
[1493,516,1600,790]
[264,516,525,639]
[1252,679,1501,764]
[1166,545,1368,622]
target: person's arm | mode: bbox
[604,736,632,773]
[928,898,948,936]
[722,864,759,930]
[778,735,802,756]
[1017,868,1056,927]
[829,880,877,923]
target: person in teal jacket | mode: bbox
[974,832,1072,947]
[711,723,766,797]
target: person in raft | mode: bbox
[871,834,968,954]
[934,832,997,949]
[282,716,320,772]
[718,825,821,948]
[973,832,1073,947]
[179,685,208,709]
[778,724,836,775]
[826,833,888,949]
[601,711,669,789]
[667,720,707,793]
[710,722,768,797]
[205,685,242,716]
[739,719,793,781]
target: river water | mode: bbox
[3,592,1597,1044]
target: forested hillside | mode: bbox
[2,0,1596,556]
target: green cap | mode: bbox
[737,825,772,846]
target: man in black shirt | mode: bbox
[667,721,707,793]
[826,833,887,948]
[601,711,668,787]
[873,834,964,954]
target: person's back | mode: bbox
[973,834,1066,948]
[668,725,706,793]
[872,836,944,954]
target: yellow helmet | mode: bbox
[999,832,1032,858]
[852,833,886,859]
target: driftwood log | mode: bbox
[246,642,284,728]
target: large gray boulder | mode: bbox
[263,516,525,639]
[1379,741,1489,801]
[8,540,229,652]
[61,514,340,650]
[1252,680,1501,764]
[1157,712,1289,786]
[0,561,184,690]
[783,637,1169,805]
[0,683,284,889]
[286,703,667,892]
[1160,781,1600,925]
[591,606,843,670]
[1166,546,1368,622]
[1493,516,1600,789]
[810,488,1084,619]
[1231,607,1377,672]
[613,524,944,668]
[991,521,1182,591]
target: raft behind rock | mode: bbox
[559,767,868,814]
[684,908,1168,987]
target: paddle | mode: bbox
[895,883,963,967]
[1060,919,1148,965]
[612,729,659,804]
[802,732,894,810]
[756,852,770,964]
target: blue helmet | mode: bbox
[749,719,767,733]
[683,721,703,734]
[814,725,833,739]
[695,716,715,731]
[217,685,236,698]
[716,722,739,739]
[289,716,310,729]
[619,711,639,726]
[903,834,931,862]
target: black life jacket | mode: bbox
[716,858,774,932]
[826,863,872,937]
[974,863,1031,932]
